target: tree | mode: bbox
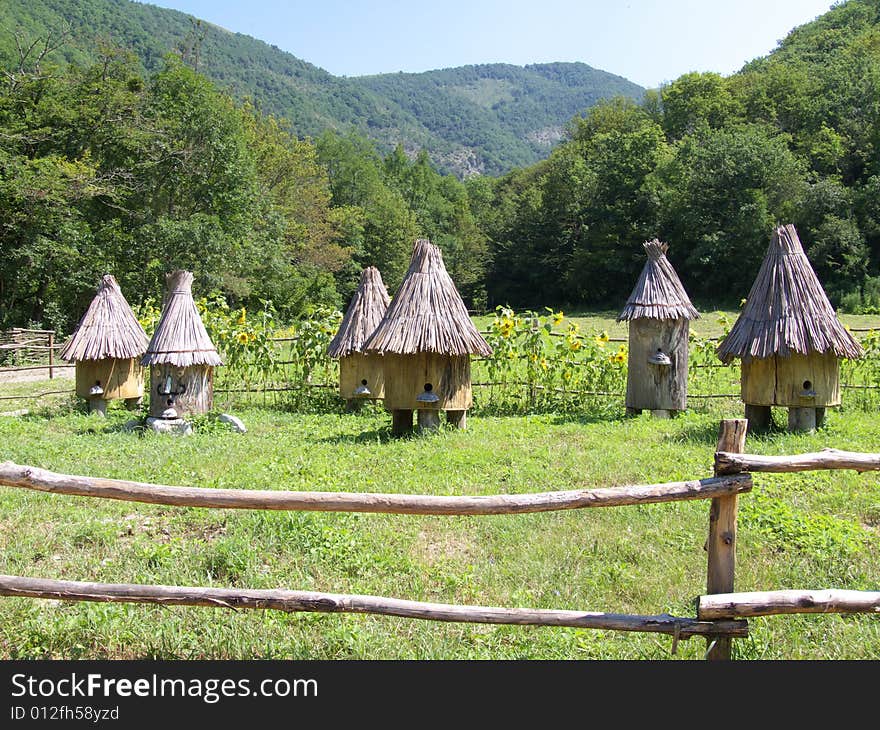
[653,124,808,301]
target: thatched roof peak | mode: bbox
[717,224,863,363]
[364,239,492,356]
[141,270,223,367]
[327,266,390,358]
[60,274,149,362]
[617,239,700,322]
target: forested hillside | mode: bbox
[0,0,642,176]
[356,62,643,175]
[2,0,880,336]
[476,0,880,311]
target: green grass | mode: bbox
[0,309,878,659]
[0,400,877,660]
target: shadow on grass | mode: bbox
[313,427,398,444]
[546,409,628,427]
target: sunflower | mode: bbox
[552,311,564,326]
[237,332,250,344]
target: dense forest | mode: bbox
[0,0,643,176]
[2,0,880,334]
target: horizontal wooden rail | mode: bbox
[0,575,747,638]
[698,590,880,619]
[0,364,73,374]
[716,448,880,474]
[0,390,72,402]
[0,462,751,515]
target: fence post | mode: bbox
[706,418,747,660]
[48,332,54,380]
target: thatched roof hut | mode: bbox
[365,239,491,357]
[61,274,149,363]
[618,240,698,415]
[142,270,221,419]
[61,274,149,411]
[717,224,862,363]
[328,266,390,403]
[142,270,222,368]
[328,266,390,358]
[717,224,863,431]
[617,240,699,323]
[364,239,491,432]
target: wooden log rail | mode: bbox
[715,448,880,474]
[0,575,747,639]
[0,461,752,515]
[698,590,880,619]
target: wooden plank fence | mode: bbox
[0,418,876,659]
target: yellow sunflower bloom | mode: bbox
[237,332,250,344]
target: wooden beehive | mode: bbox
[75,358,144,401]
[141,270,222,419]
[328,267,390,403]
[717,225,862,431]
[618,240,699,415]
[363,239,491,433]
[60,274,149,414]
[625,318,690,412]
[380,353,472,412]
[741,352,840,408]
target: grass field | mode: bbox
[0,312,878,660]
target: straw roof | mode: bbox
[60,275,149,362]
[141,270,223,367]
[327,267,390,358]
[617,239,700,322]
[364,239,492,356]
[717,224,863,363]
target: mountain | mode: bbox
[357,62,644,175]
[0,0,644,176]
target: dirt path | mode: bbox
[0,366,74,385]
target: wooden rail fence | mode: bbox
[0,329,61,377]
[0,419,877,660]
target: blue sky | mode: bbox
[144,0,837,88]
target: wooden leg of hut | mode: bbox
[391,409,413,435]
[345,399,363,413]
[650,409,671,419]
[744,404,772,433]
[124,397,142,411]
[788,407,816,432]
[446,410,467,430]
[89,398,107,417]
[417,409,441,433]
[815,408,826,428]
[625,408,641,417]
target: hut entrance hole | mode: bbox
[361,379,368,386]
[803,380,812,390]
[424,383,433,392]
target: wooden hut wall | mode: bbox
[148,365,214,418]
[75,358,144,400]
[741,352,840,407]
[625,318,689,411]
[382,353,471,411]
[339,353,385,399]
